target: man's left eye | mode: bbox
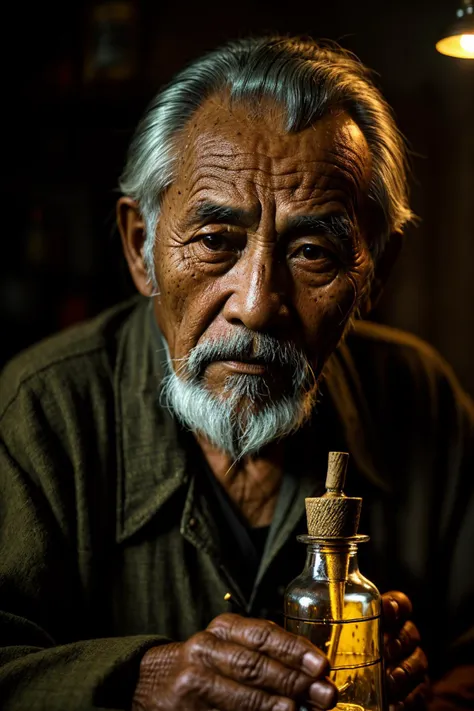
[299,244,333,261]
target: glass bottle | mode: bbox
[284,453,386,711]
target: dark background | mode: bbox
[2,0,473,394]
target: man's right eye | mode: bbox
[201,234,228,251]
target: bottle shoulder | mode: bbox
[284,571,381,620]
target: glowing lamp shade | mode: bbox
[436,0,474,58]
[437,33,474,58]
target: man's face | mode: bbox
[146,97,374,457]
[153,98,373,393]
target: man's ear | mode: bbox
[117,196,154,297]
[362,231,404,315]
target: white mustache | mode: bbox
[180,329,309,380]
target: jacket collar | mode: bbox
[114,299,188,543]
[114,299,385,543]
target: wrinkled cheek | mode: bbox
[153,261,194,356]
[300,275,357,369]
[154,256,213,359]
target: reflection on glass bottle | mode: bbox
[284,452,386,711]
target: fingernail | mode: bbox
[302,651,326,676]
[309,681,337,708]
[390,599,399,617]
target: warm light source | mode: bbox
[436,0,474,58]
[460,33,474,51]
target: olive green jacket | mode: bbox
[1,297,473,710]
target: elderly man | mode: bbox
[0,36,473,711]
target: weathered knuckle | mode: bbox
[242,687,269,711]
[232,647,266,681]
[281,667,302,697]
[193,630,214,647]
[173,665,206,697]
[246,622,273,648]
[209,612,239,629]
[390,649,428,701]
[389,590,412,614]
[402,652,418,675]
[399,657,416,679]
[186,630,217,664]
[411,647,429,677]
[403,620,421,645]
[278,634,300,659]
[208,612,243,640]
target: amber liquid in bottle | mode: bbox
[284,538,386,711]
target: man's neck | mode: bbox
[195,435,285,528]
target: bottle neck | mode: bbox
[304,542,360,581]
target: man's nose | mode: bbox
[222,256,291,332]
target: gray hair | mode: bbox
[119,35,414,287]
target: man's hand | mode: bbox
[132,613,337,711]
[382,591,429,708]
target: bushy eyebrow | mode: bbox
[283,214,352,239]
[186,200,257,228]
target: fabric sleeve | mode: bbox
[0,389,170,711]
[0,439,170,710]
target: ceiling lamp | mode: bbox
[436,0,474,58]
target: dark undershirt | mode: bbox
[247,524,271,563]
[199,458,271,600]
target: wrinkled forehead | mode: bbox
[172,95,372,215]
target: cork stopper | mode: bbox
[305,452,362,537]
[326,451,349,492]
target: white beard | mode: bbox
[159,330,318,460]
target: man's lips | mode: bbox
[204,359,271,375]
[222,360,269,375]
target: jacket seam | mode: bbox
[0,344,106,423]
